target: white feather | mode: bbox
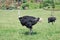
[39,18,43,22]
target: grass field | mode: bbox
[0,9,60,40]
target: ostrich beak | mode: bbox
[39,18,43,22]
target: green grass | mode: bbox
[0,9,60,40]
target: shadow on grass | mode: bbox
[19,31,37,35]
[24,32,37,35]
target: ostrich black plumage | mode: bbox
[19,16,42,34]
[48,16,56,25]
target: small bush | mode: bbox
[22,3,29,10]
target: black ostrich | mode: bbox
[48,16,56,25]
[19,16,42,34]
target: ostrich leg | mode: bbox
[29,28,33,35]
[52,22,54,25]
